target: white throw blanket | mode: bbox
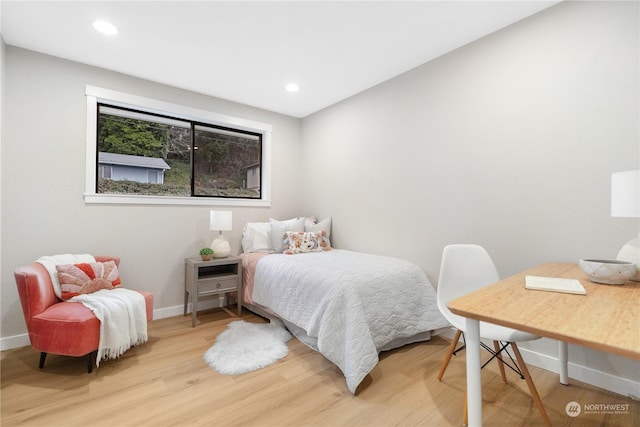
[36,254,148,366]
[72,289,148,366]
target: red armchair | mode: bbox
[14,256,153,372]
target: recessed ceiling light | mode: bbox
[285,83,300,93]
[93,20,118,36]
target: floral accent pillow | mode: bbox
[56,261,122,301]
[283,231,332,254]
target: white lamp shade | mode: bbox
[611,170,640,217]
[209,210,233,231]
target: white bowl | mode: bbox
[579,259,636,285]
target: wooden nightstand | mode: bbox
[184,256,242,327]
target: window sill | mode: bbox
[84,193,271,207]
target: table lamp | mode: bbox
[209,210,232,258]
[611,170,640,281]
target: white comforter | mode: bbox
[252,249,447,393]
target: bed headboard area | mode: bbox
[241,216,332,254]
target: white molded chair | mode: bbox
[436,244,550,426]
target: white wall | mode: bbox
[301,1,639,395]
[1,47,302,341]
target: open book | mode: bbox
[525,275,586,295]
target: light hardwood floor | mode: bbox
[2,309,638,426]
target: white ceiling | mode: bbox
[1,1,560,118]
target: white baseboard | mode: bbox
[436,327,640,399]
[521,347,640,400]
[153,297,229,319]
[0,333,30,351]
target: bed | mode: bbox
[239,217,448,394]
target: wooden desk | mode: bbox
[448,262,640,426]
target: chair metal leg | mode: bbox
[39,352,47,369]
[493,340,507,383]
[441,336,548,425]
[437,329,462,381]
[511,343,551,427]
[481,341,523,378]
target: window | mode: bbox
[85,86,272,207]
[97,105,262,199]
[148,170,160,184]
[100,165,112,179]
[192,124,262,197]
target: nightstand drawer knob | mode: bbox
[216,283,221,289]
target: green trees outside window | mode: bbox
[97,105,262,199]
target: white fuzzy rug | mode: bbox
[204,320,292,375]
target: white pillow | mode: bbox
[270,217,303,226]
[241,216,323,253]
[305,217,331,240]
[270,217,305,253]
[241,222,273,253]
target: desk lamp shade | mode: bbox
[611,170,640,281]
[209,210,232,258]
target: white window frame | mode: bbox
[85,85,272,207]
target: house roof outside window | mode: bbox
[98,152,171,171]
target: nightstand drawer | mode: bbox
[198,277,237,294]
[185,256,242,327]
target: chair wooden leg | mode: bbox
[511,343,551,427]
[493,341,507,383]
[39,352,47,369]
[437,329,462,381]
[87,351,97,373]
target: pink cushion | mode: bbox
[29,291,153,357]
[31,302,100,356]
[56,261,122,301]
[139,291,154,322]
